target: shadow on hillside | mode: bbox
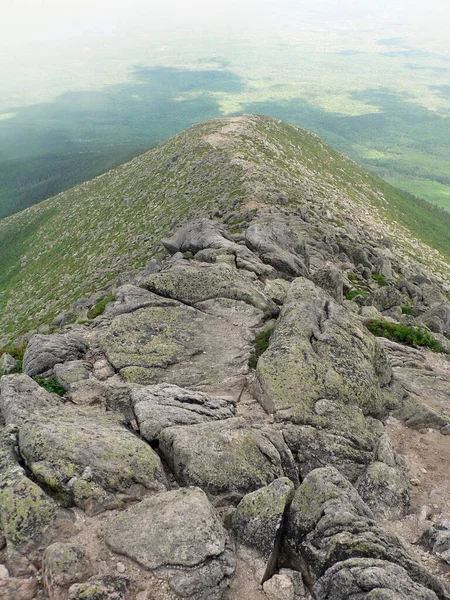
[0,65,246,217]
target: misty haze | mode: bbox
[1,0,450,218]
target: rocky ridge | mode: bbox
[1,204,450,599]
[1,116,450,599]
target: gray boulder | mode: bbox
[43,542,91,599]
[232,478,294,558]
[285,467,447,600]
[68,577,130,600]
[23,333,88,377]
[159,418,299,502]
[244,218,309,278]
[256,278,392,425]
[53,360,92,391]
[18,406,167,515]
[356,434,410,520]
[0,374,61,426]
[370,286,403,312]
[106,487,235,599]
[0,428,64,552]
[311,264,344,303]
[103,284,179,319]
[132,383,236,442]
[314,559,440,600]
[0,353,17,375]
[419,303,450,335]
[162,219,236,255]
[140,260,278,316]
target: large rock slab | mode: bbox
[132,383,236,442]
[244,217,309,278]
[106,487,235,600]
[285,467,447,600]
[162,219,237,255]
[100,302,252,397]
[140,260,278,316]
[23,333,88,377]
[159,418,299,502]
[256,278,393,425]
[0,374,61,426]
[18,406,167,515]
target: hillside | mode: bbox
[1,114,449,346]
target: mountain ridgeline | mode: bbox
[0,114,449,347]
[1,115,450,599]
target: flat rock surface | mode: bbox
[106,487,235,599]
[132,383,236,441]
[100,301,253,398]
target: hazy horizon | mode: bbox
[1,0,450,218]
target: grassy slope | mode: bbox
[0,114,449,345]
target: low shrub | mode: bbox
[87,294,116,320]
[365,319,446,353]
[33,376,66,396]
[371,272,388,287]
[401,305,413,315]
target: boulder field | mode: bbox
[1,213,450,599]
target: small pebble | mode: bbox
[410,478,420,486]
[117,562,126,574]
[421,468,428,474]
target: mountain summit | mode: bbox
[0,114,449,346]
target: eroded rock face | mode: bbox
[159,418,299,502]
[23,333,88,377]
[0,373,61,426]
[132,383,236,442]
[285,467,446,600]
[106,487,235,599]
[232,477,294,558]
[141,260,278,316]
[255,278,393,424]
[18,406,167,515]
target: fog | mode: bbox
[3,0,450,43]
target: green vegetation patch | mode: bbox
[87,295,116,320]
[249,326,275,369]
[371,272,388,287]
[365,319,446,353]
[33,376,66,396]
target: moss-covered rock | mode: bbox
[101,301,253,398]
[159,418,298,502]
[285,467,447,600]
[0,428,59,548]
[17,406,167,515]
[255,278,393,425]
[140,260,278,316]
[232,477,294,558]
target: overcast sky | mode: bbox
[3,0,450,43]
